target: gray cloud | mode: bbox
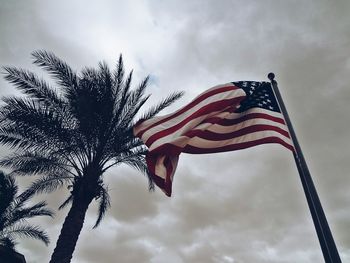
[105,168,160,223]
[1,0,350,262]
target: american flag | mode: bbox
[134,81,294,196]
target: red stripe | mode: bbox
[145,96,245,146]
[136,84,240,137]
[183,137,294,153]
[164,156,174,196]
[151,173,169,196]
[148,143,183,155]
[205,112,286,126]
[146,154,176,197]
[184,124,291,141]
[146,154,167,193]
[146,154,176,196]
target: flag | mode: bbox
[134,81,294,196]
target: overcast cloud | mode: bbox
[1,0,350,262]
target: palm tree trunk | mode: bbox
[49,195,93,263]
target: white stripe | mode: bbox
[154,156,167,179]
[169,155,179,181]
[154,155,179,180]
[225,107,285,119]
[207,117,289,134]
[186,130,292,149]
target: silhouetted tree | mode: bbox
[0,51,183,263]
[0,170,53,250]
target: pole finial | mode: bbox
[267,72,275,81]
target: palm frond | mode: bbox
[0,170,17,198]
[15,201,54,220]
[23,174,73,196]
[113,54,124,96]
[123,155,147,173]
[0,97,72,152]
[5,224,50,245]
[0,171,53,249]
[115,153,154,191]
[115,76,151,130]
[127,76,149,108]
[113,69,132,114]
[69,65,116,155]
[138,91,184,122]
[93,185,110,228]
[0,151,70,176]
[31,50,78,90]
[96,61,116,128]
[4,202,53,230]
[98,61,112,90]
[58,194,73,210]
[0,172,18,226]
[2,66,64,107]
[108,136,147,159]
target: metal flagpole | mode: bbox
[268,73,341,263]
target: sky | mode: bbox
[1,0,350,262]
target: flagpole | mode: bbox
[267,73,341,263]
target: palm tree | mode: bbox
[0,170,53,251]
[0,51,183,263]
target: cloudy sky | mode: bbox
[1,0,350,262]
